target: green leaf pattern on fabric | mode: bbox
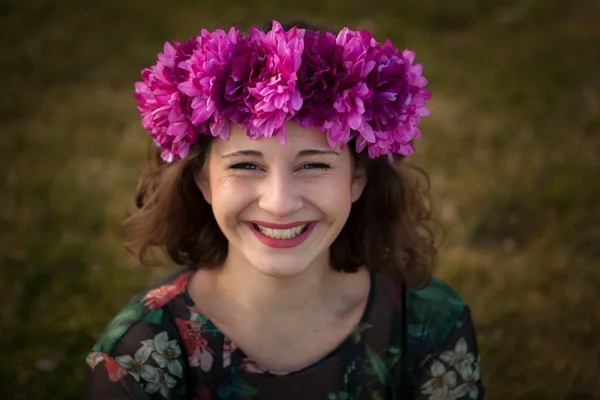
[365,346,392,387]
[350,322,372,344]
[93,299,144,353]
[143,309,164,325]
[408,279,466,343]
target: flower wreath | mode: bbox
[134,21,431,162]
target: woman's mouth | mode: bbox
[247,221,316,248]
[252,223,310,240]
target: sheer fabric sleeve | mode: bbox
[411,308,485,400]
[84,320,187,400]
[85,352,151,400]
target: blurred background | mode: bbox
[1,0,599,398]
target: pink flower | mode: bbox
[178,28,239,140]
[222,337,238,368]
[134,21,431,162]
[321,28,376,148]
[134,42,196,162]
[174,318,214,372]
[360,41,431,159]
[224,21,304,144]
[295,28,376,149]
[241,358,268,374]
[292,30,341,129]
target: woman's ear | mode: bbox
[195,168,212,205]
[350,164,368,203]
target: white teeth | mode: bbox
[256,224,308,239]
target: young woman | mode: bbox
[84,20,484,400]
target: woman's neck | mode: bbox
[215,250,338,318]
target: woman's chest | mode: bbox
[215,313,360,374]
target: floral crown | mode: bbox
[134,21,431,162]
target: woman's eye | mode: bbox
[229,163,260,170]
[299,163,331,170]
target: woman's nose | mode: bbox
[257,169,303,218]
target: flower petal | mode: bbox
[444,370,458,388]
[439,350,456,365]
[134,342,154,364]
[140,364,159,382]
[449,383,470,399]
[455,338,468,356]
[153,331,170,352]
[167,360,184,378]
[152,353,168,368]
[430,360,446,377]
[200,349,214,372]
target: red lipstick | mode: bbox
[246,221,316,249]
[248,220,314,229]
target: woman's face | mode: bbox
[196,123,367,278]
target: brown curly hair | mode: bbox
[122,21,437,289]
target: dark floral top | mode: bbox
[84,268,484,399]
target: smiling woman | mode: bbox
[195,123,367,279]
[84,20,484,400]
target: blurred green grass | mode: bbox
[1,0,599,398]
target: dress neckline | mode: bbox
[180,268,376,376]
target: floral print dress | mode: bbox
[84,268,484,399]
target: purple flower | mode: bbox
[168,37,201,84]
[134,21,431,162]
[292,30,340,132]
[359,40,431,159]
[224,21,304,144]
[178,28,239,140]
[134,42,196,162]
[296,28,376,149]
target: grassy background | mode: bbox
[1,0,599,398]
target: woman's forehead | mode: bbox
[213,123,344,155]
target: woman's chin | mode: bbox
[250,258,313,279]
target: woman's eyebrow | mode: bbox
[221,150,263,158]
[221,149,340,158]
[297,149,340,157]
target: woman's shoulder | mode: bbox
[405,276,471,348]
[85,269,194,398]
[407,276,467,315]
[88,268,194,356]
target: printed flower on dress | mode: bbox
[455,357,481,399]
[133,332,184,398]
[241,358,269,374]
[141,365,178,399]
[175,317,214,372]
[151,331,184,378]
[223,337,238,368]
[421,337,481,400]
[86,352,128,382]
[115,340,154,382]
[439,338,476,378]
[420,360,458,400]
[141,270,194,310]
[86,351,105,370]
